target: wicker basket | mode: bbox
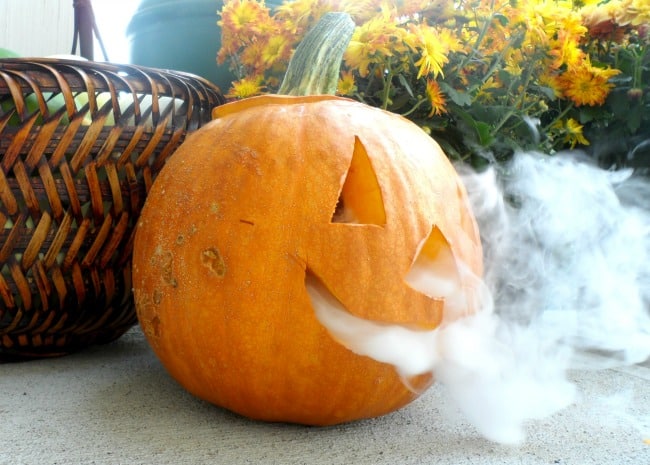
[0,58,225,360]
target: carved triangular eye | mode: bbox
[405,226,468,318]
[331,137,386,226]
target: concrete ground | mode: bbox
[1,327,648,465]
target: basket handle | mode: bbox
[71,0,109,61]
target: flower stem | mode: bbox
[381,65,395,110]
[401,97,428,117]
[543,102,575,133]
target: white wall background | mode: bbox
[1,0,138,63]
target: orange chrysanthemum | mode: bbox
[425,79,447,116]
[558,59,620,107]
[219,0,271,35]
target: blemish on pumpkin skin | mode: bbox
[150,248,178,287]
[159,251,178,287]
[134,292,161,345]
[210,203,220,215]
[176,234,185,245]
[150,315,161,337]
[201,247,227,277]
[236,147,263,176]
[153,288,163,304]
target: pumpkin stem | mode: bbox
[278,12,355,96]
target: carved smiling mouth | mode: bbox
[304,225,481,380]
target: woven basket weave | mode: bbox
[0,58,225,360]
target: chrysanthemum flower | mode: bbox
[239,41,267,75]
[547,15,587,70]
[410,24,457,79]
[274,0,325,32]
[425,79,447,116]
[559,58,620,106]
[337,70,357,96]
[217,0,641,157]
[219,0,271,35]
[262,34,293,67]
[581,1,626,40]
[557,118,590,148]
[616,0,650,27]
[344,11,410,77]
[538,72,564,99]
[475,77,502,104]
[226,76,265,99]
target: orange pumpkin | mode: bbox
[132,13,482,426]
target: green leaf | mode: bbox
[451,105,477,128]
[578,106,601,124]
[439,82,472,107]
[627,107,642,133]
[397,74,414,98]
[533,85,558,101]
[450,105,495,147]
[493,14,509,26]
[475,121,495,146]
[608,90,632,119]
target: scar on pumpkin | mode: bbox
[134,291,162,342]
[201,247,227,277]
[331,137,386,226]
[150,249,178,287]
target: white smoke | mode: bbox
[307,151,650,445]
[463,152,650,368]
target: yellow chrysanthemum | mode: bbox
[475,77,502,104]
[556,118,590,148]
[616,0,650,26]
[337,70,357,96]
[344,10,410,77]
[274,0,324,33]
[226,76,264,99]
[261,34,293,67]
[538,72,564,99]
[517,0,559,48]
[504,49,525,76]
[547,13,588,69]
[240,40,267,74]
[344,41,374,78]
[410,24,458,79]
[548,38,585,70]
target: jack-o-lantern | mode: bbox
[132,13,482,426]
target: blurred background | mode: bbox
[0,0,139,63]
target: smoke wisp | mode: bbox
[462,152,650,368]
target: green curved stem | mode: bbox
[278,12,355,96]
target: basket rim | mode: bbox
[0,57,225,96]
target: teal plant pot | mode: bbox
[127,0,231,91]
[127,0,285,93]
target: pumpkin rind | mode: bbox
[132,95,482,425]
